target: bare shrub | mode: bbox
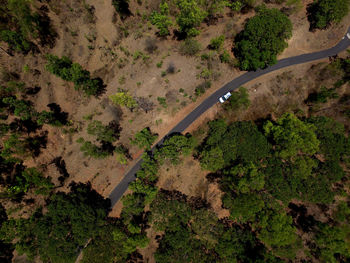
[144,37,158,54]
[167,62,176,74]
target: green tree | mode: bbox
[308,0,350,30]
[234,7,292,70]
[200,146,225,171]
[45,55,104,97]
[257,210,297,248]
[222,192,265,223]
[87,120,118,143]
[109,91,137,110]
[209,35,225,50]
[175,0,207,37]
[313,223,350,263]
[130,127,158,150]
[154,134,196,165]
[224,86,250,111]
[76,138,111,159]
[1,183,111,263]
[150,2,173,36]
[2,97,34,120]
[264,113,320,159]
[0,30,31,53]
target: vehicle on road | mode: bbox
[219,92,232,103]
[347,33,350,39]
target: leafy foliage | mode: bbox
[130,127,158,150]
[234,7,292,70]
[45,55,105,97]
[264,113,319,159]
[150,3,173,36]
[1,183,111,263]
[155,134,196,165]
[179,38,201,56]
[175,0,207,37]
[224,86,250,111]
[209,35,225,50]
[87,120,119,143]
[308,0,350,30]
[109,91,138,110]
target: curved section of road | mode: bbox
[109,28,350,206]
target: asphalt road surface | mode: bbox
[109,27,350,207]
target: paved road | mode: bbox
[109,27,350,206]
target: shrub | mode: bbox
[179,38,201,56]
[109,91,138,110]
[157,97,167,108]
[209,35,225,50]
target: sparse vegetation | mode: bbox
[179,38,201,56]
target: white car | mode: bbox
[219,92,232,103]
[347,33,350,39]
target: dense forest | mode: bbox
[0,0,350,262]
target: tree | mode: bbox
[313,223,350,263]
[257,210,297,248]
[81,224,129,263]
[150,2,173,36]
[109,91,137,110]
[224,86,250,111]
[0,30,31,53]
[175,0,207,37]
[130,127,158,150]
[223,163,265,194]
[45,55,104,97]
[2,97,34,120]
[1,183,111,263]
[209,35,225,50]
[87,120,118,143]
[222,192,265,223]
[234,7,292,70]
[76,138,111,159]
[200,146,225,171]
[154,134,196,165]
[264,113,320,159]
[308,116,347,161]
[308,0,350,30]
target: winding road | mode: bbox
[109,27,350,207]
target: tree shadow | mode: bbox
[306,3,319,32]
[9,118,41,134]
[68,181,111,211]
[173,29,187,41]
[25,86,41,96]
[26,131,48,157]
[288,203,317,232]
[51,157,70,186]
[112,0,132,20]
[47,103,69,125]
[92,77,107,98]
[35,6,58,48]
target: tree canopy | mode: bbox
[308,0,350,30]
[234,7,292,70]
